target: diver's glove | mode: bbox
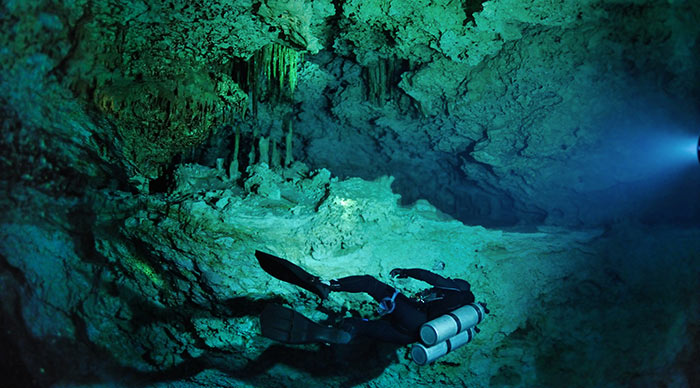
[390,268,408,278]
[310,277,331,299]
[478,301,490,314]
[329,279,343,291]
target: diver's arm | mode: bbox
[390,268,456,288]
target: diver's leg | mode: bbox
[331,275,394,301]
[260,304,351,344]
[341,317,416,345]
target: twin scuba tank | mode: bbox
[411,302,488,365]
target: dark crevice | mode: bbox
[461,0,487,26]
[0,258,40,388]
[148,162,177,194]
[458,142,497,178]
[49,1,94,80]
[0,254,28,287]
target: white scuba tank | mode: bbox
[411,326,477,366]
[419,302,487,346]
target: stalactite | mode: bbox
[234,44,302,172]
[366,55,406,106]
[289,52,301,94]
[240,101,248,120]
[233,126,240,164]
[248,128,258,165]
[247,43,302,110]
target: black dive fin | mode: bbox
[260,304,352,345]
[255,250,329,299]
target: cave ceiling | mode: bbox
[2,0,699,226]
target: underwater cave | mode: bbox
[1,0,699,387]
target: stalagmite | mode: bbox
[248,128,257,165]
[271,138,280,168]
[258,136,269,166]
[285,119,293,167]
[229,126,240,179]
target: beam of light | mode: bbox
[674,134,700,164]
[567,107,700,225]
[596,127,699,182]
[640,132,700,173]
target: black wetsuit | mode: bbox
[332,269,475,344]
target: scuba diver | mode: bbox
[255,250,489,359]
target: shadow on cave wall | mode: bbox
[0,268,400,388]
[112,296,400,388]
[0,203,402,388]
